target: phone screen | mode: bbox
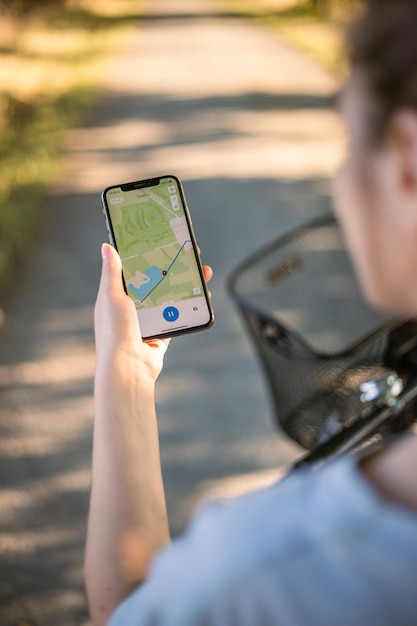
[102,175,214,340]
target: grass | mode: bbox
[221,0,361,77]
[0,0,144,299]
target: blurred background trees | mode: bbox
[0,0,360,302]
[0,0,66,15]
[309,0,359,16]
[0,0,141,300]
[224,0,360,20]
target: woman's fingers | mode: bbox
[202,264,213,283]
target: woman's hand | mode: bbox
[94,243,213,382]
[95,243,167,382]
[87,243,212,625]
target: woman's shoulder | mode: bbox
[110,450,417,625]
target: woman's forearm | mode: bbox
[85,355,170,626]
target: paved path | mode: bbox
[0,1,342,623]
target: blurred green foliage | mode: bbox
[0,0,66,16]
[0,0,142,299]
[309,0,360,16]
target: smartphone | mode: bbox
[101,175,214,341]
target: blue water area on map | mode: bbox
[128,266,163,300]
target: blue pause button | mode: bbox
[163,306,179,322]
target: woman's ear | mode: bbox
[389,109,417,190]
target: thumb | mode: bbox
[99,243,124,299]
[95,243,142,352]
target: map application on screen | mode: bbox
[103,176,213,339]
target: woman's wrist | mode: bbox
[96,350,158,391]
[95,353,158,427]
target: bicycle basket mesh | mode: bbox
[229,215,404,450]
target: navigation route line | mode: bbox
[136,239,192,304]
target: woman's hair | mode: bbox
[347,0,417,142]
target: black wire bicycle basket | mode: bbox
[228,214,417,463]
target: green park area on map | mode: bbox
[110,188,201,308]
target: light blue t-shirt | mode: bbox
[110,455,417,626]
